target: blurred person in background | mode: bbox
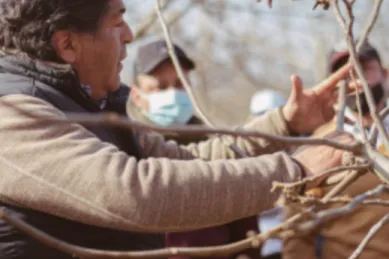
[314,40,389,145]
[128,39,260,259]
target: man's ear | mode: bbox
[51,31,77,64]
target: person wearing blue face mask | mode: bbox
[127,40,206,145]
[128,40,262,259]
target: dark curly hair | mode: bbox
[0,0,110,63]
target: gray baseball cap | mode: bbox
[134,40,195,75]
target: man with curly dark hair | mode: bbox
[0,0,352,258]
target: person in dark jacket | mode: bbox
[0,1,353,259]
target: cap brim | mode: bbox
[330,47,380,73]
[141,54,195,74]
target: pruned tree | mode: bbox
[0,0,389,259]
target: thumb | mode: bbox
[290,75,303,100]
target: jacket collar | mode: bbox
[0,54,104,112]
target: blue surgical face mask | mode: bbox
[140,89,194,126]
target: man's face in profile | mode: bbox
[56,0,133,100]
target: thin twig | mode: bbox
[362,199,389,206]
[155,0,212,127]
[349,212,389,259]
[342,0,369,144]
[272,164,370,191]
[0,98,363,153]
[364,147,389,184]
[296,184,389,233]
[337,80,347,131]
[369,106,389,147]
[155,0,247,158]
[332,0,389,152]
[133,0,169,39]
[353,0,383,145]
[356,0,384,51]
[292,196,389,207]
[350,70,368,144]
[321,170,361,202]
[0,206,289,259]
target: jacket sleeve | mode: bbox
[0,95,302,233]
[136,108,292,161]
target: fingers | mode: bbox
[290,75,303,101]
[315,63,353,95]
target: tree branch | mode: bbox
[369,106,389,147]
[336,80,347,131]
[296,184,389,233]
[272,164,370,191]
[356,0,384,51]
[0,98,363,153]
[349,212,389,259]
[332,0,389,152]
[155,0,247,158]
[0,206,285,258]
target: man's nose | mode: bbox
[122,22,133,44]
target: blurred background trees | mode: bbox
[121,0,389,126]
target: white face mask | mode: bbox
[140,88,194,126]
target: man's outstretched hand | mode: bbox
[282,64,352,134]
[293,132,355,186]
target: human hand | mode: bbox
[293,132,355,184]
[282,63,352,134]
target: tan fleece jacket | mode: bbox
[0,94,302,233]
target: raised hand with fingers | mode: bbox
[282,64,353,134]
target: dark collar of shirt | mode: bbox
[80,84,107,110]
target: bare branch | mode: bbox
[290,196,389,207]
[133,0,168,39]
[349,212,389,259]
[154,0,248,158]
[155,0,214,128]
[332,0,389,151]
[350,70,369,144]
[336,80,347,131]
[0,98,363,153]
[332,0,348,32]
[0,206,285,259]
[363,147,389,184]
[272,164,370,191]
[351,0,383,145]
[321,169,360,201]
[296,184,389,233]
[356,0,384,51]
[369,106,389,147]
